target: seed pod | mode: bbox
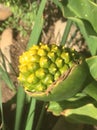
[18,43,88,101]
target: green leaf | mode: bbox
[64,102,97,125]
[86,56,97,80]
[25,98,36,130]
[61,19,72,45]
[27,0,47,49]
[48,97,97,125]
[0,80,5,130]
[56,0,97,55]
[48,101,64,116]
[48,96,93,115]
[59,0,97,33]
[14,87,25,130]
[68,0,97,33]
[83,81,97,101]
[0,67,16,92]
[70,18,97,55]
[53,0,75,17]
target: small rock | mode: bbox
[0,4,12,21]
[0,28,13,47]
[54,20,67,45]
[0,28,13,72]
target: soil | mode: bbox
[0,1,96,130]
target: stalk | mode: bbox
[14,87,25,130]
[0,80,5,130]
[25,98,36,130]
[61,20,72,46]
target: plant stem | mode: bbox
[14,87,25,130]
[35,102,47,130]
[25,98,36,130]
[61,20,72,46]
[27,0,47,49]
[0,80,5,130]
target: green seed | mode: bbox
[55,57,64,68]
[27,63,39,72]
[61,52,70,63]
[35,82,46,91]
[51,44,61,56]
[42,74,54,85]
[39,56,51,68]
[48,52,57,62]
[48,63,57,75]
[35,68,48,79]
[54,71,61,81]
[60,64,69,75]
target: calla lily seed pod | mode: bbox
[18,43,86,101]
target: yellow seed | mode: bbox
[48,52,56,62]
[38,48,47,56]
[30,55,40,62]
[61,52,70,63]
[55,57,64,68]
[40,43,50,51]
[18,73,26,82]
[35,68,48,79]
[27,73,39,84]
[19,65,27,73]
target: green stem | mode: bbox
[35,102,47,130]
[61,20,72,46]
[27,0,47,49]
[14,87,25,130]
[25,98,36,130]
[0,80,5,130]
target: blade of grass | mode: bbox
[27,0,47,49]
[61,19,72,45]
[0,49,7,72]
[0,50,18,76]
[14,86,25,130]
[0,67,16,92]
[25,98,36,130]
[0,79,5,130]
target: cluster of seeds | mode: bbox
[18,43,79,92]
